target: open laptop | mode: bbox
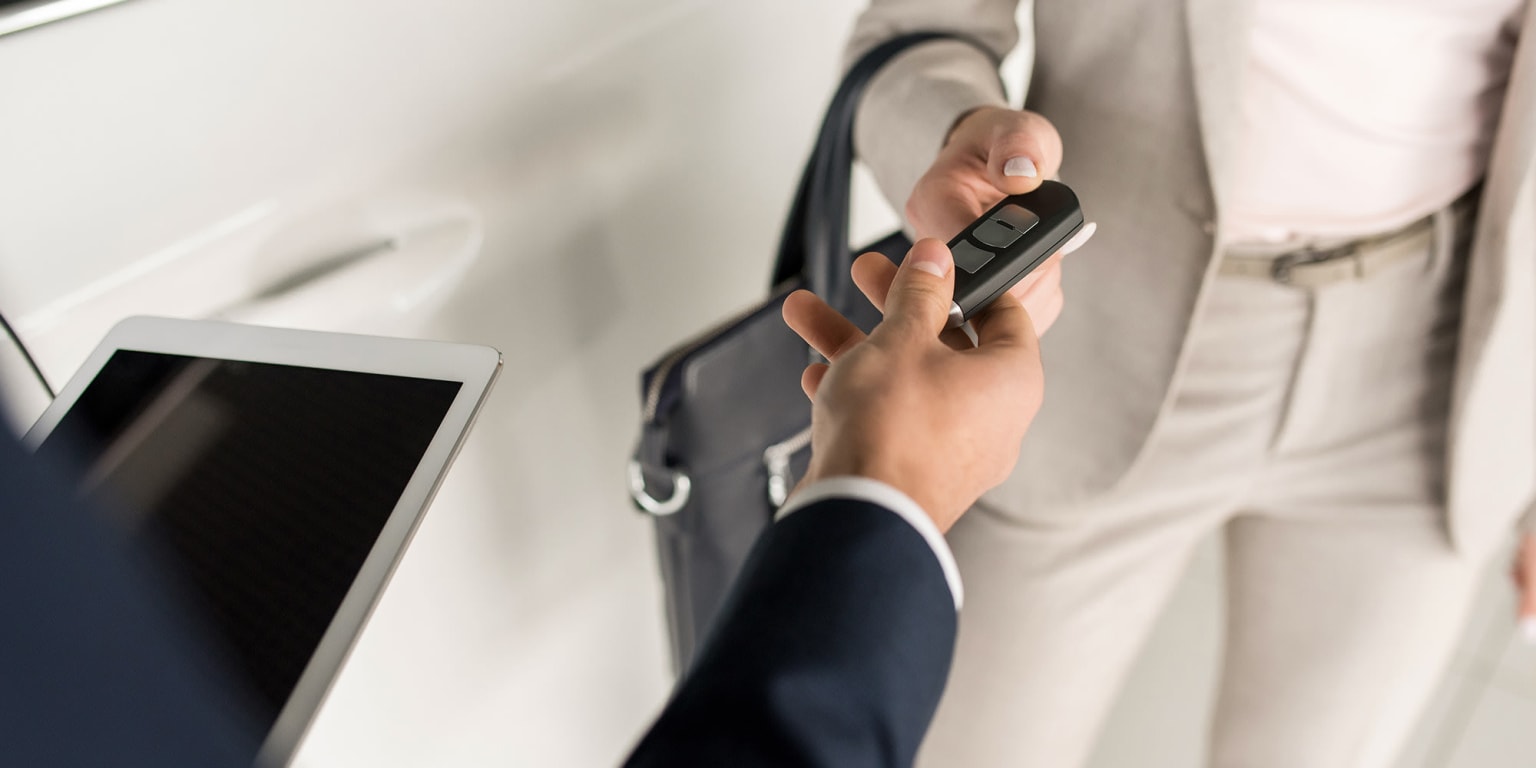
[22,316,501,766]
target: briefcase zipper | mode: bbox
[763,425,813,508]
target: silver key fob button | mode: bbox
[990,204,1040,233]
[951,240,997,274]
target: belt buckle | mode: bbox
[1271,243,1357,285]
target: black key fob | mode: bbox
[946,179,1085,327]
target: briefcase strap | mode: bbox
[771,32,1002,314]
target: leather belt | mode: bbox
[1218,215,1437,288]
[1217,187,1478,289]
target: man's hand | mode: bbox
[781,239,1044,532]
[1513,533,1536,643]
[906,106,1091,335]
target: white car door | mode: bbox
[0,1,879,765]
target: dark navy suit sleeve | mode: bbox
[624,498,958,768]
[0,431,260,767]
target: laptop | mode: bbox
[22,316,501,766]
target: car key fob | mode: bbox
[946,179,1085,327]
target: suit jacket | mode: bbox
[625,497,958,768]
[848,0,1536,555]
[0,432,260,767]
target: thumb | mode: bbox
[985,118,1062,197]
[883,239,956,339]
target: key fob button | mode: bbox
[973,219,1023,249]
[992,204,1041,234]
[952,239,996,274]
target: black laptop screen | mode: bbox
[34,350,462,730]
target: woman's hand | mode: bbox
[905,106,1091,335]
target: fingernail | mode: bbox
[908,246,950,278]
[1004,156,1037,178]
[1058,221,1098,256]
[1521,617,1536,645]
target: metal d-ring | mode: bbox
[628,460,691,516]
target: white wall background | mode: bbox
[3,2,1532,767]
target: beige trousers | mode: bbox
[920,207,1491,768]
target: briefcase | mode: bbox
[630,31,994,671]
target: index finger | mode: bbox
[783,290,865,360]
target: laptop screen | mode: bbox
[33,349,462,732]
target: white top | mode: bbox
[1226,0,1527,244]
[777,476,964,610]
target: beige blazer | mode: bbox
[848,0,1536,555]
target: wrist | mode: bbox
[944,105,1012,147]
[805,455,956,533]
[945,107,987,146]
[945,106,991,147]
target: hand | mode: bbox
[906,106,1091,335]
[1513,533,1536,643]
[781,239,1044,532]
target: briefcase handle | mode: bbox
[771,31,1002,313]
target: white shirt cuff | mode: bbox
[776,477,963,610]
